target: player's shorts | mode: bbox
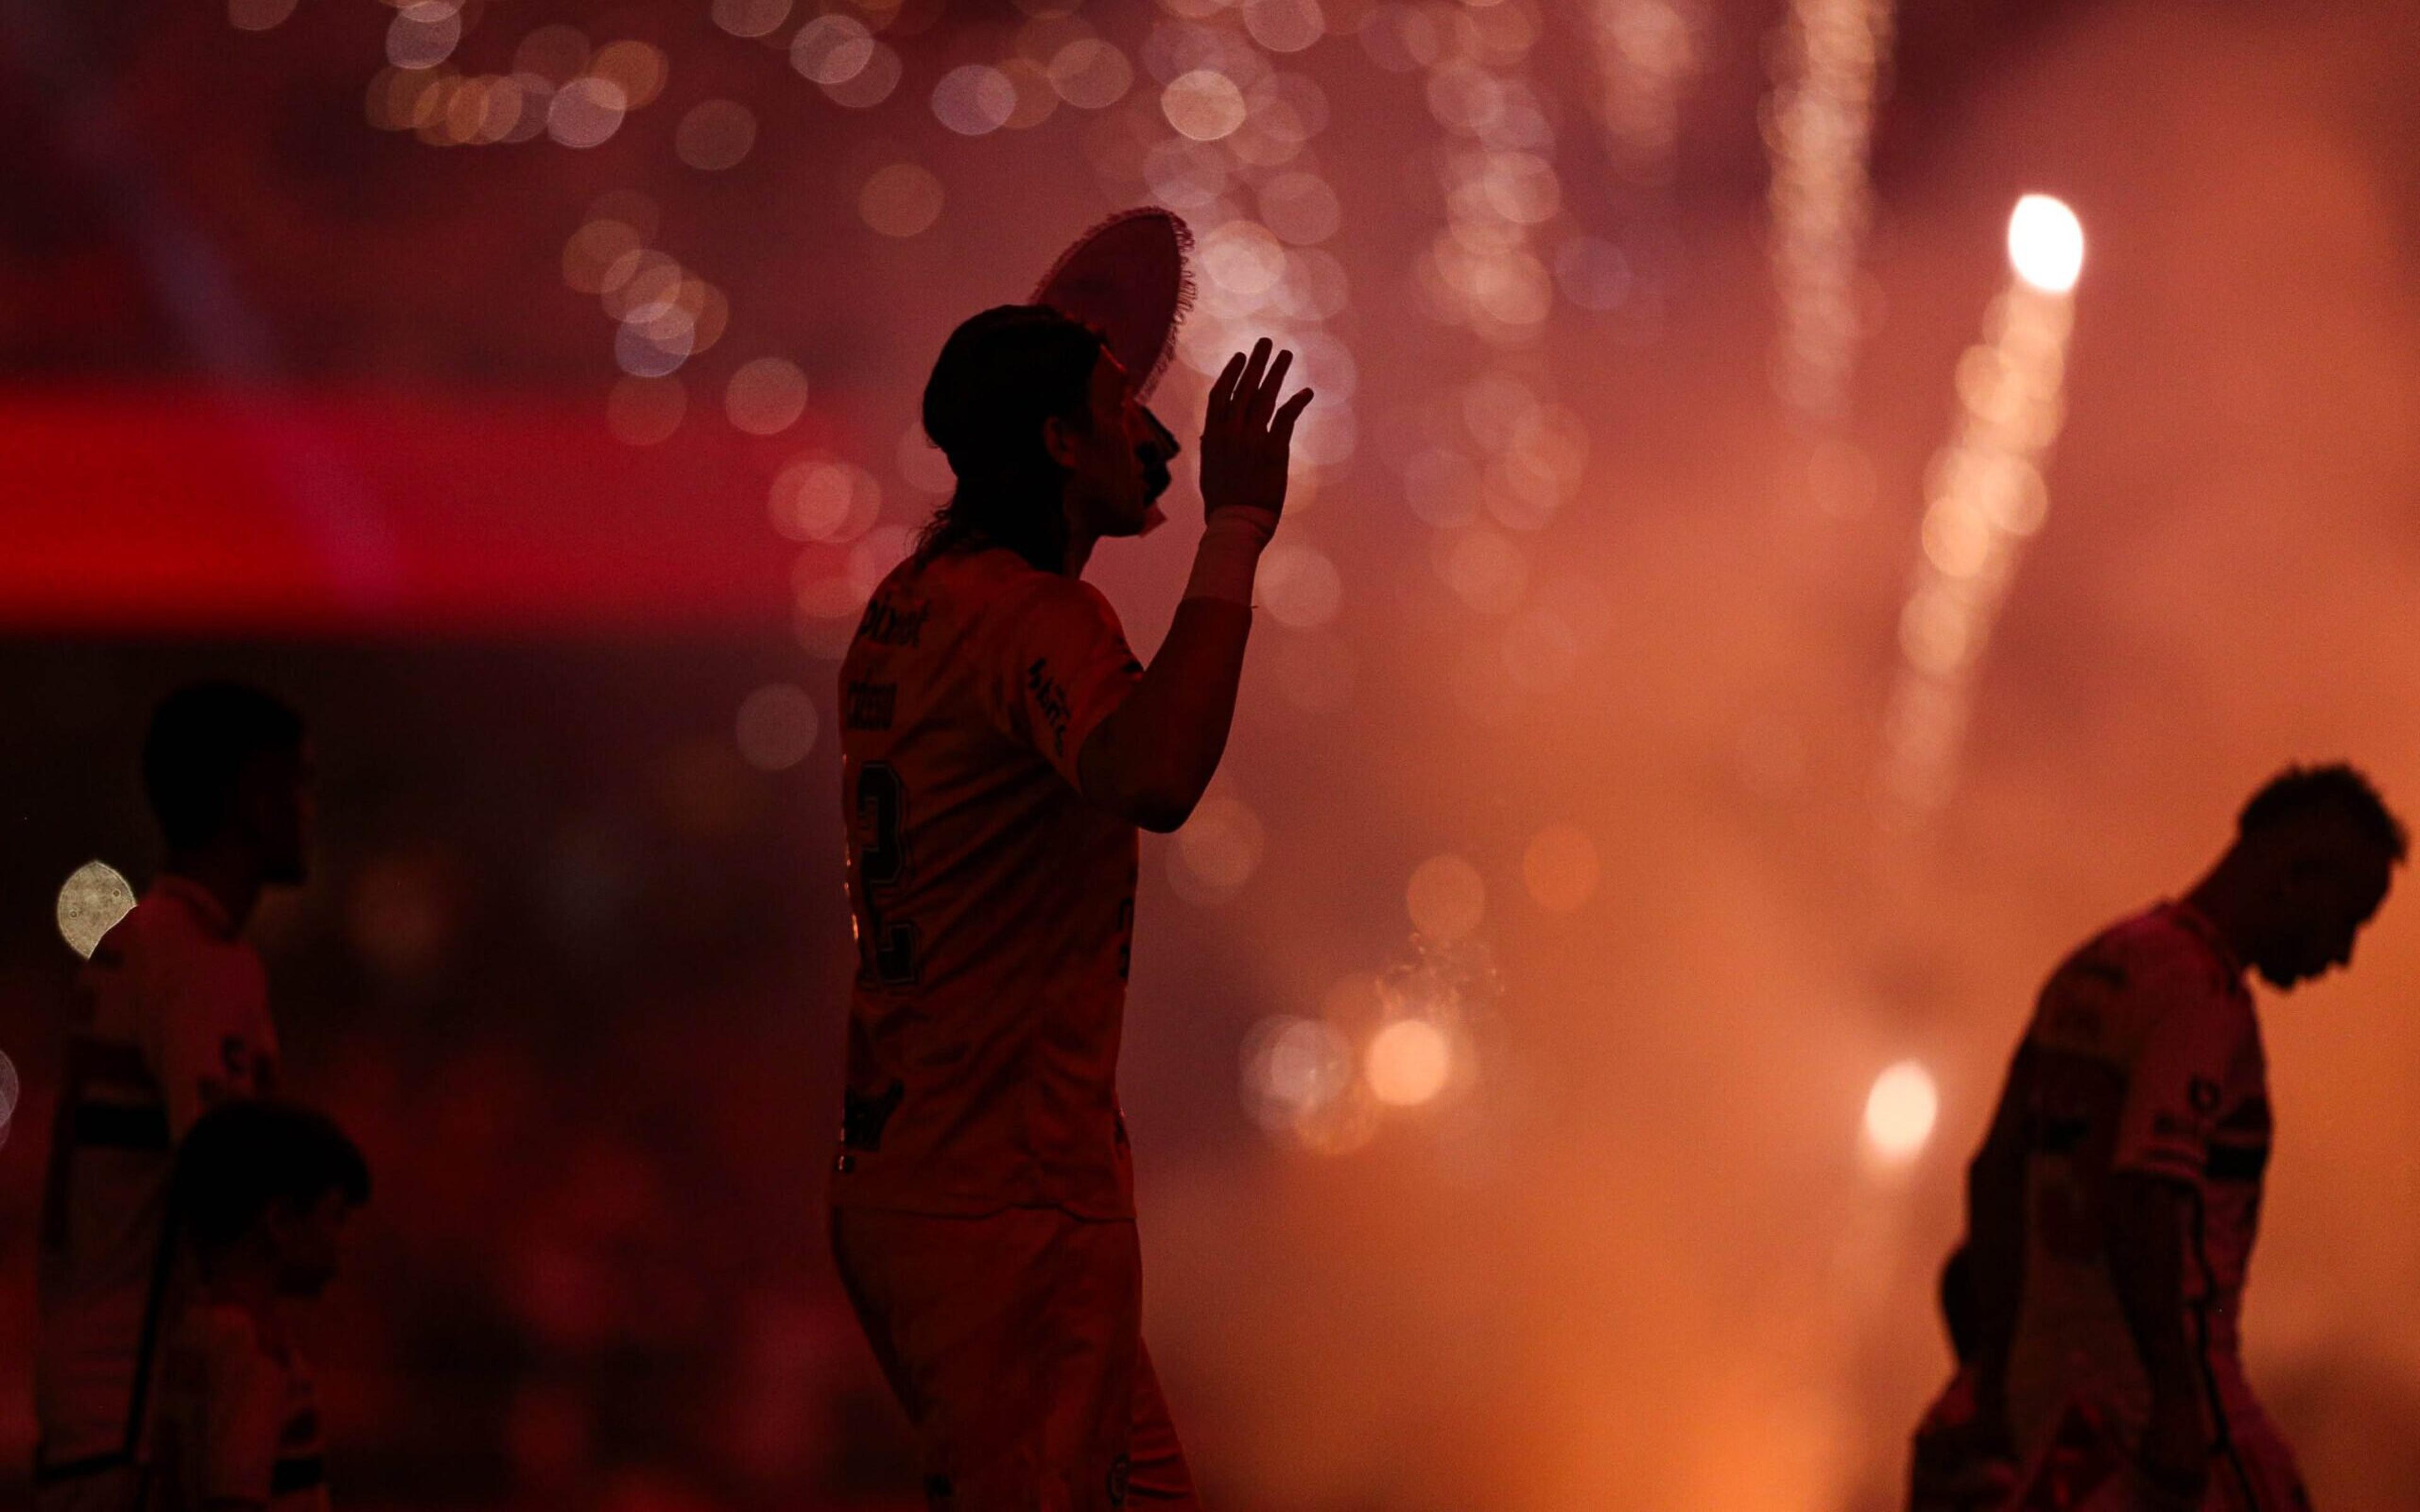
[829,1205,1196,1511]
[32,1460,142,1512]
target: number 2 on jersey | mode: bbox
[853,762,921,987]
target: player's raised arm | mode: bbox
[1076,338,1313,832]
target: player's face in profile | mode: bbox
[2254,815,2393,988]
[272,1189,351,1298]
[243,743,313,886]
[1063,351,1173,539]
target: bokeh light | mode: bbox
[588,41,669,111]
[1170,796,1267,904]
[1257,543,1343,629]
[387,3,462,72]
[2007,194,2085,294]
[1050,38,1135,108]
[57,859,136,959]
[1862,1060,1940,1161]
[734,684,822,771]
[1364,1017,1453,1107]
[1405,853,1485,942]
[932,65,1018,135]
[0,1047,17,1150]
[1162,69,1248,141]
[676,100,758,171]
[860,163,945,238]
[770,458,882,544]
[712,0,792,39]
[725,357,809,435]
[228,0,297,32]
[1240,1014,1358,1138]
[791,16,875,85]
[548,77,628,149]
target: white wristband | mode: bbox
[1182,508,1279,606]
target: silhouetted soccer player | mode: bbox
[147,1100,369,1512]
[830,307,1311,1509]
[1911,765,2404,1511]
[37,685,311,1512]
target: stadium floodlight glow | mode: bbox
[2005,194,2083,295]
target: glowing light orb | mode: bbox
[57,861,135,959]
[1406,854,1485,943]
[734,684,821,771]
[931,64,1018,136]
[1241,1015,1354,1130]
[790,15,873,86]
[1365,1017,1453,1107]
[1863,1060,1939,1160]
[1170,796,1267,902]
[1162,69,1248,142]
[228,0,297,31]
[1257,544,1343,629]
[725,357,809,435]
[2006,195,2084,295]
[859,163,945,238]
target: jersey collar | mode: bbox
[151,873,238,941]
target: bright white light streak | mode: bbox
[1765,0,1894,424]
[1880,197,2083,826]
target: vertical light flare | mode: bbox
[1584,0,1704,186]
[1765,0,1895,424]
[1880,197,2083,825]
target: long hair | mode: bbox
[914,304,1105,573]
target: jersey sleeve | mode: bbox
[199,1318,285,1506]
[2108,953,2242,1186]
[988,578,1144,789]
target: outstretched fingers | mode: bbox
[1248,348,1294,427]
[1209,349,1248,422]
[1270,386,1315,444]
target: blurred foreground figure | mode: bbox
[147,1101,369,1512]
[829,306,1311,1509]
[37,685,311,1511]
[1912,765,2404,1511]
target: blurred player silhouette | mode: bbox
[36,684,309,1511]
[147,1100,369,1512]
[1910,765,2403,1511]
[829,289,1311,1506]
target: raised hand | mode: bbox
[1197,337,1315,523]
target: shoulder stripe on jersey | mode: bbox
[71,1102,171,1151]
[272,1455,329,1494]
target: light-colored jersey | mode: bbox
[37,878,280,1477]
[2005,901,2271,1452]
[832,546,1143,1218]
[145,1303,329,1512]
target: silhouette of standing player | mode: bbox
[829,302,1311,1509]
[1911,765,2403,1511]
[36,685,311,1510]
